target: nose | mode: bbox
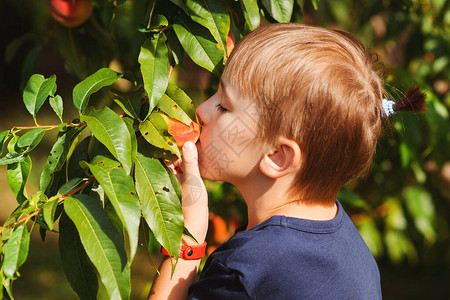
[196,101,208,127]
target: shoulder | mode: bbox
[207,202,380,299]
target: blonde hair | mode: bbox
[222,23,385,205]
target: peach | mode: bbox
[158,112,201,148]
[47,0,93,27]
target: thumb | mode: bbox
[180,141,200,177]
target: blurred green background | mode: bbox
[0,0,449,299]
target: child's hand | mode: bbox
[167,141,208,242]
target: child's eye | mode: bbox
[216,103,227,112]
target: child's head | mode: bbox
[222,23,385,205]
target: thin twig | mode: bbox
[0,177,95,234]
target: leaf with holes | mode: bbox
[134,154,183,261]
[139,112,181,159]
[87,156,141,261]
[156,83,197,125]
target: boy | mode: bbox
[149,23,423,299]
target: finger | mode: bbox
[180,141,200,178]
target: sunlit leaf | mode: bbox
[0,152,27,166]
[0,130,11,156]
[43,196,59,231]
[59,212,98,300]
[23,74,57,119]
[3,224,30,279]
[156,83,197,125]
[7,155,31,204]
[138,34,170,118]
[64,195,130,300]
[17,128,46,152]
[49,95,64,121]
[240,0,261,30]
[134,154,183,260]
[73,68,122,114]
[173,15,224,77]
[87,156,141,261]
[139,113,181,159]
[185,0,230,56]
[81,107,133,174]
[262,0,294,23]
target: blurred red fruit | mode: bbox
[47,0,93,27]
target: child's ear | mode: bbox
[259,137,301,179]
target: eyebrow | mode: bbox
[220,80,233,106]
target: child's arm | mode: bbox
[148,141,209,300]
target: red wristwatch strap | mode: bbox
[161,241,207,260]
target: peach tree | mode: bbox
[0,0,308,299]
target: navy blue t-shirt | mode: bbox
[188,201,382,299]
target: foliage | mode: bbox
[0,0,319,298]
[0,0,449,299]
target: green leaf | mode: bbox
[139,113,181,159]
[73,68,122,114]
[240,0,261,30]
[43,196,59,231]
[3,224,30,279]
[134,154,183,260]
[138,34,170,117]
[123,117,137,163]
[64,195,130,300]
[173,14,224,77]
[58,177,84,196]
[185,0,230,56]
[356,219,383,258]
[49,95,64,121]
[17,128,46,152]
[0,152,26,165]
[167,29,185,69]
[262,0,294,23]
[87,156,141,261]
[170,0,189,12]
[40,129,78,192]
[81,107,133,174]
[7,155,31,204]
[0,130,10,156]
[403,186,436,243]
[113,88,144,120]
[23,74,57,119]
[59,212,98,300]
[156,83,197,125]
[68,136,91,179]
[160,158,182,201]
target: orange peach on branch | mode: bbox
[157,112,201,148]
